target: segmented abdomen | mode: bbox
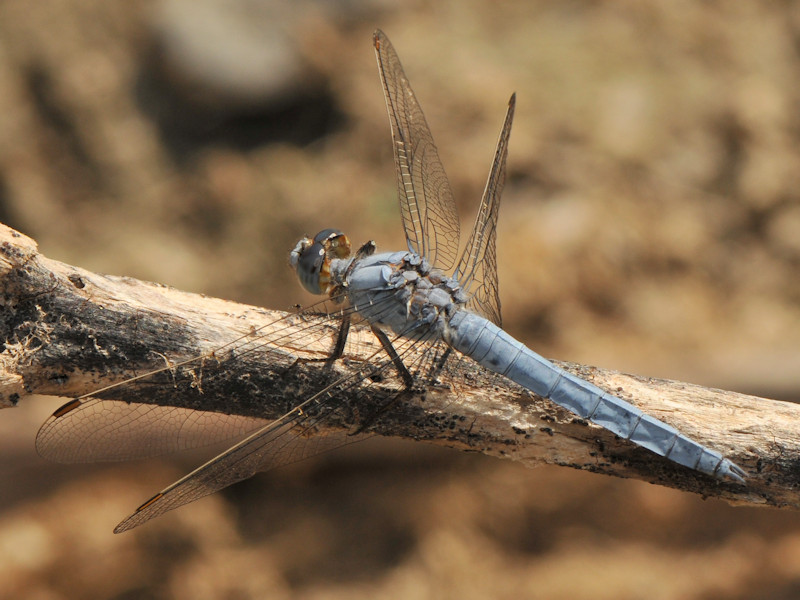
[445,310,743,481]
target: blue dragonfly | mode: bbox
[36,30,745,533]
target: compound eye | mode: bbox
[313,229,351,259]
[291,229,352,295]
[313,228,343,244]
[294,240,327,294]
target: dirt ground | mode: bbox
[1,1,800,599]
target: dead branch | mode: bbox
[0,222,794,509]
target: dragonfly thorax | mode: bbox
[344,250,469,339]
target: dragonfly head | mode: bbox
[290,229,352,295]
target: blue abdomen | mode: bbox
[445,310,743,481]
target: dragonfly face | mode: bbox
[290,228,352,295]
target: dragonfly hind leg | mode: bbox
[345,326,417,436]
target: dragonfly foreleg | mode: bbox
[293,312,353,368]
[354,240,377,261]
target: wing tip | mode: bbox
[113,492,165,534]
[36,398,84,461]
[374,29,386,50]
[113,521,135,534]
[52,398,82,419]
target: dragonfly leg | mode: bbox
[370,325,414,388]
[294,312,352,367]
[329,312,352,361]
[354,240,377,261]
[289,242,375,369]
[328,242,375,304]
[346,326,415,432]
[429,346,452,380]
[352,327,448,435]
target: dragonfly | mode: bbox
[36,29,746,533]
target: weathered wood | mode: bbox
[0,223,794,509]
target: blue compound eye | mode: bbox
[290,230,351,295]
[313,229,341,244]
[290,237,326,295]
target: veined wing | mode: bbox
[373,29,461,271]
[113,303,451,533]
[36,294,371,465]
[38,289,449,532]
[37,399,268,463]
[453,94,516,327]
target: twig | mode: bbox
[0,223,793,509]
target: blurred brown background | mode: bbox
[1,1,800,599]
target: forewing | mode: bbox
[373,29,461,271]
[453,94,516,326]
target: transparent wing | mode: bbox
[373,29,461,271]
[453,94,516,326]
[36,287,451,532]
[114,413,365,533]
[37,399,269,463]
[35,295,363,465]
[114,317,451,533]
